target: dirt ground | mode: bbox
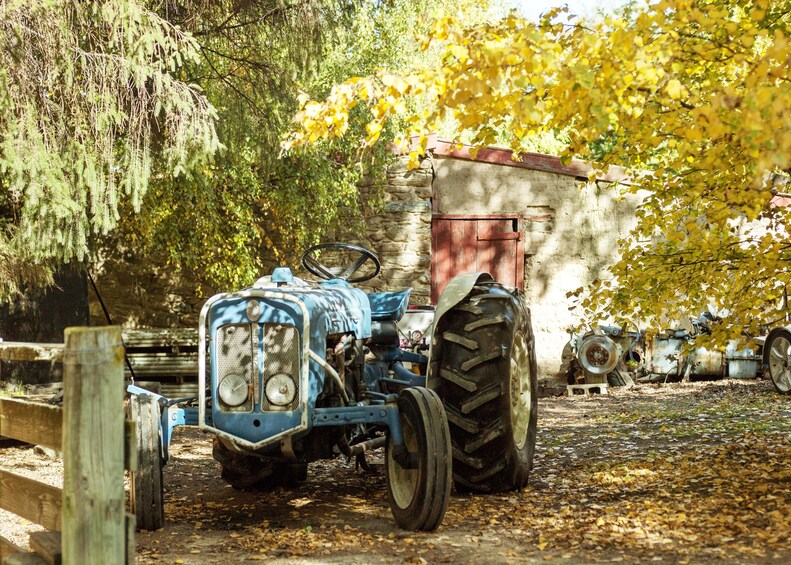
[2,378,789,564]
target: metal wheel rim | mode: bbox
[510,330,532,449]
[388,414,418,508]
[768,334,791,393]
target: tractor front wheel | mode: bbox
[386,387,452,531]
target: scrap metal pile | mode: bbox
[561,313,765,390]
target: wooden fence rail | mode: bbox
[0,326,133,565]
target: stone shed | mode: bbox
[355,137,638,382]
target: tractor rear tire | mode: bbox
[129,393,165,530]
[431,283,538,493]
[386,387,452,531]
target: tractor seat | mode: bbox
[367,289,411,322]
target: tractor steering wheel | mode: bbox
[301,243,381,283]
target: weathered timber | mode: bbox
[28,532,61,565]
[0,469,61,530]
[0,535,26,562]
[125,512,135,565]
[125,354,198,378]
[0,398,62,451]
[122,328,198,348]
[61,326,125,565]
[0,343,63,363]
[121,328,199,382]
[2,553,47,565]
[23,382,63,398]
[125,419,137,473]
[129,393,164,530]
[159,383,199,397]
[0,328,200,376]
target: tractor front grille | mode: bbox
[214,321,301,412]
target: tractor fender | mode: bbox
[427,272,494,384]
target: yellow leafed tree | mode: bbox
[284,0,791,345]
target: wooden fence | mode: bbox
[0,326,134,565]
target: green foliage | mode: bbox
[111,1,369,292]
[117,0,496,293]
[0,0,515,300]
[129,139,365,292]
[0,0,219,279]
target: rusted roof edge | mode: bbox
[424,136,630,183]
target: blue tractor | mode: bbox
[128,243,538,531]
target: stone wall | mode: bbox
[352,157,434,304]
[348,152,641,383]
[89,245,217,329]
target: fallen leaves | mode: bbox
[4,379,789,563]
[499,380,791,562]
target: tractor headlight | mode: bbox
[265,373,297,406]
[218,373,250,407]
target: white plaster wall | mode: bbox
[432,156,642,381]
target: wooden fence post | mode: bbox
[61,327,125,565]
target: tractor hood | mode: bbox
[203,284,372,340]
[197,270,371,449]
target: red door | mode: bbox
[431,215,524,304]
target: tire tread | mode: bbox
[431,283,538,493]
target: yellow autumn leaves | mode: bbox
[285,0,791,338]
[137,381,789,563]
[665,79,684,100]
